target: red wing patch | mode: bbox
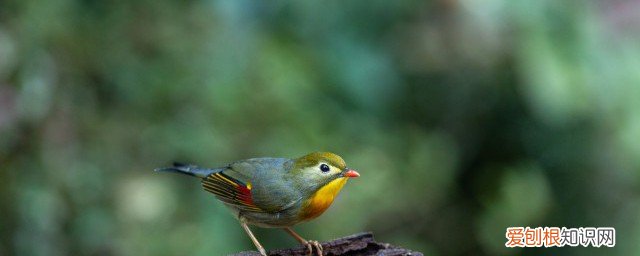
[201,172,262,212]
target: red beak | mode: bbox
[344,169,360,178]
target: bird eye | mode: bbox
[320,164,330,173]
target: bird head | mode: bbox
[291,152,359,194]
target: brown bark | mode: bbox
[232,232,423,256]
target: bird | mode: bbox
[155,152,360,256]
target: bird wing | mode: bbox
[201,170,264,212]
[201,157,302,213]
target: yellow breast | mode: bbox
[299,177,349,220]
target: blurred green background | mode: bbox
[1,0,639,255]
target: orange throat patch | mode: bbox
[299,177,349,221]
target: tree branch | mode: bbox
[232,232,423,256]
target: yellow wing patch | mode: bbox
[202,172,262,212]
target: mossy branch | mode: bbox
[232,232,422,256]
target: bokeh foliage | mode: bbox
[1,1,639,255]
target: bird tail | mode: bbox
[154,162,218,178]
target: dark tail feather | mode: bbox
[154,162,218,178]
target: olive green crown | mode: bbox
[294,152,346,170]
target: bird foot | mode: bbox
[258,247,267,256]
[304,240,323,256]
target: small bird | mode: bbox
[155,152,360,256]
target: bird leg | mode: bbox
[283,227,323,256]
[240,221,267,256]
